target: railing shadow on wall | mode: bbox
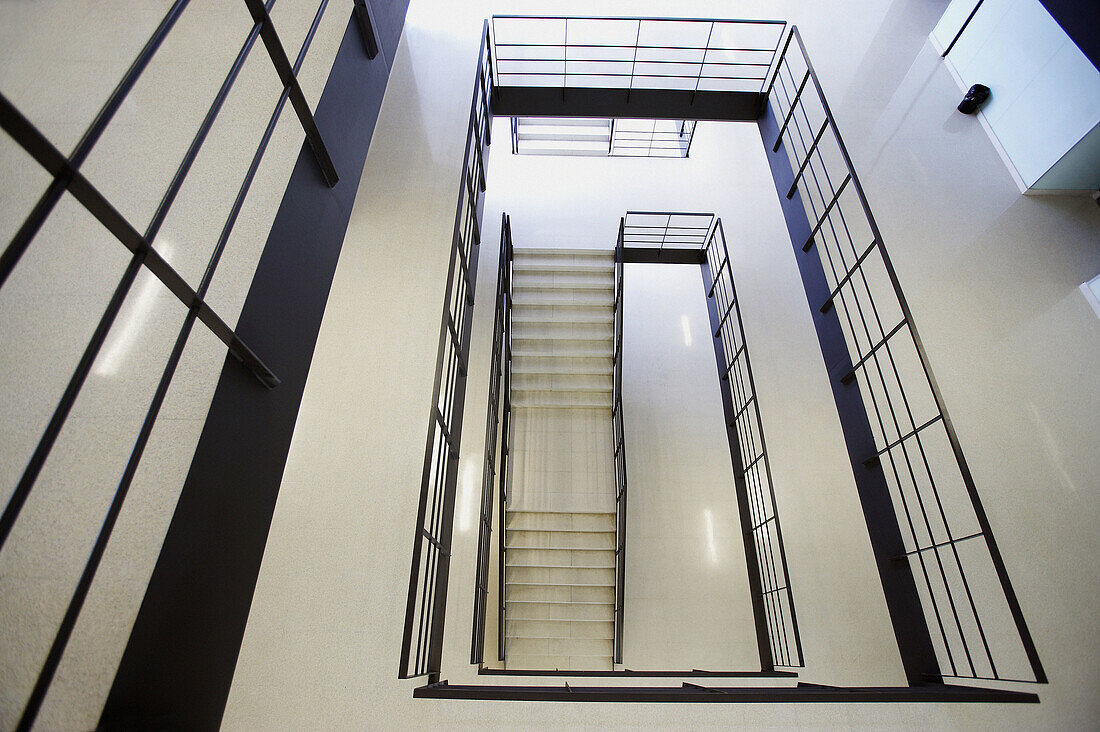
[400,19,493,683]
[0,0,341,727]
[471,213,512,666]
[763,25,1046,686]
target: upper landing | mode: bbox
[488,15,786,121]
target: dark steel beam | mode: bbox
[492,86,765,121]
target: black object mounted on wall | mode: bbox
[958,83,991,114]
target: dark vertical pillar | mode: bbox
[100,3,408,728]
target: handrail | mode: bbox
[490,16,787,95]
[401,19,493,682]
[471,213,512,665]
[612,218,628,664]
[765,24,1045,684]
[702,219,804,670]
[0,1,338,726]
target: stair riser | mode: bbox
[512,322,614,340]
[507,602,614,621]
[507,547,616,568]
[507,529,616,550]
[512,291,615,307]
[505,619,614,639]
[512,374,612,392]
[504,654,614,672]
[505,637,613,657]
[508,566,615,586]
[507,512,615,532]
[505,584,615,603]
[513,271,614,288]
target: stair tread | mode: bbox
[512,262,613,273]
[507,615,613,621]
[505,581,616,587]
[507,563,616,570]
[507,599,614,605]
[506,545,614,551]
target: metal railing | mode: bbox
[490,16,787,94]
[400,19,494,682]
[0,1,341,727]
[471,213,513,665]
[622,210,714,253]
[702,217,805,670]
[610,119,696,157]
[611,219,628,665]
[766,26,1044,684]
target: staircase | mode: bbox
[513,118,612,156]
[510,248,615,409]
[503,247,617,671]
[504,511,616,670]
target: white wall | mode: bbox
[932,0,1100,189]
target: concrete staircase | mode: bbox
[504,511,616,671]
[514,118,611,156]
[503,247,617,671]
[510,248,615,410]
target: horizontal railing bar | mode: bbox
[243,0,337,186]
[0,0,190,289]
[786,118,829,199]
[624,224,713,230]
[801,174,852,252]
[713,296,737,337]
[772,69,810,152]
[707,257,728,297]
[421,528,451,556]
[864,414,943,466]
[730,394,756,424]
[840,318,907,385]
[454,232,475,304]
[759,585,790,596]
[820,237,879,313]
[445,312,468,375]
[894,531,984,560]
[626,210,715,217]
[739,451,765,476]
[494,15,786,25]
[433,407,458,452]
[752,514,777,532]
[498,56,775,67]
[721,343,746,380]
[495,70,769,81]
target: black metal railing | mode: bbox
[622,210,714,253]
[766,25,1044,684]
[610,119,696,158]
[490,16,787,94]
[471,213,512,665]
[701,217,805,670]
[401,19,494,682]
[0,1,343,727]
[611,218,628,665]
